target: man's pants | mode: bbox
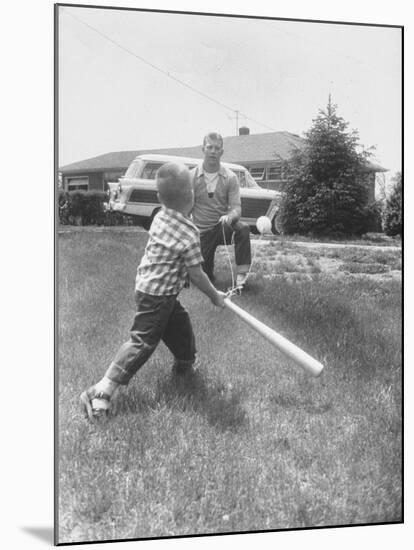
[199,221,251,281]
[105,291,196,385]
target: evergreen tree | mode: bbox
[279,96,373,236]
[383,172,402,236]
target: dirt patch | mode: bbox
[217,239,402,283]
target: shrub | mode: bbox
[58,191,145,226]
[339,262,388,274]
[61,191,107,225]
[82,191,107,225]
[383,173,402,236]
[279,97,374,237]
[360,201,383,234]
[58,190,70,224]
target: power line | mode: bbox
[62,8,277,133]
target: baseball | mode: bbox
[256,216,272,234]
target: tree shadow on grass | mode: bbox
[116,371,248,433]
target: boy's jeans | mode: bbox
[200,221,251,281]
[105,291,196,385]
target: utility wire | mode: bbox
[62,8,277,133]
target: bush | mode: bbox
[58,190,141,226]
[58,190,70,224]
[60,190,107,226]
[102,211,129,226]
[82,191,107,225]
[278,97,374,237]
[360,201,383,234]
[339,262,388,274]
[383,173,402,237]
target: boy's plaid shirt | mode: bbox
[135,207,203,296]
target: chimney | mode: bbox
[239,126,250,136]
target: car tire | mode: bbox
[142,208,161,231]
[142,218,151,231]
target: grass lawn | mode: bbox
[57,229,402,543]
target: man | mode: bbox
[191,132,251,288]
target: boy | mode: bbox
[81,162,226,421]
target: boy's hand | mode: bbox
[212,290,226,308]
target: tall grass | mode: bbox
[57,231,402,543]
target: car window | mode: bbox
[125,159,144,178]
[231,169,261,189]
[141,163,164,179]
[234,171,246,188]
[244,171,261,189]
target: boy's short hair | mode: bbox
[202,132,223,147]
[156,163,193,210]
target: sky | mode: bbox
[58,5,402,181]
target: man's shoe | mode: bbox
[236,274,249,291]
[172,358,198,377]
[80,386,111,421]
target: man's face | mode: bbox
[202,137,224,165]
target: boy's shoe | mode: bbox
[80,386,111,421]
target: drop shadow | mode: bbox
[21,526,54,544]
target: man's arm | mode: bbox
[219,207,241,226]
[187,264,226,307]
[220,171,242,225]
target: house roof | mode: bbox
[59,132,306,174]
[59,131,386,173]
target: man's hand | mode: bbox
[219,214,233,226]
[219,208,240,226]
[211,290,226,308]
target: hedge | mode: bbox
[58,190,133,226]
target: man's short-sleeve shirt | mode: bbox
[135,207,203,296]
[190,164,241,232]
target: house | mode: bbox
[60,128,386,201]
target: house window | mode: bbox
[267,165,282,180]
[67,177,89,191]
[249,167,265,181]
